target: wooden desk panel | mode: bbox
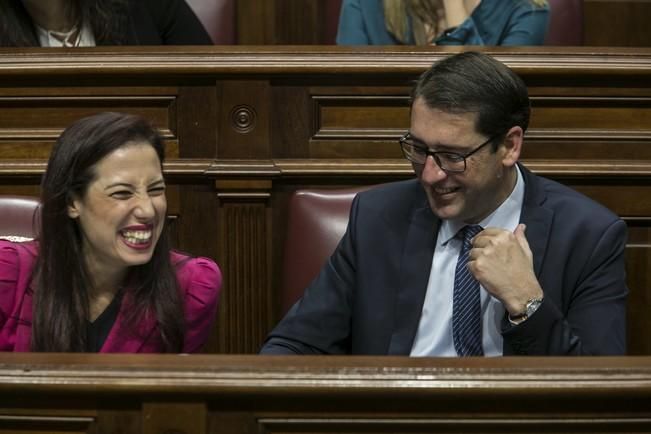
[1,47,651,354]
[0,354,650,434]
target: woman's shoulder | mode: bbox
[0,239,37,263]
[170,251,222,292]
[170,250,219,271]
[0,240,38,321]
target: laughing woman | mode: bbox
[0,112,222,352]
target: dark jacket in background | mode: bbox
[125,0,213,45]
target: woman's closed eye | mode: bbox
[110,190,133,200]
[148,186,166,196]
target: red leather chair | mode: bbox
[185,0,235,44]
[281,187,370,313]
[0,196,41,241]
[544,0,584,46]
[324,0,344,44]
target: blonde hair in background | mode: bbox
[384,0,443,45]
[383,0,410,44]
[383,0,549,45]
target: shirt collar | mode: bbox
[439,165,525,245]
[35,21,96,47]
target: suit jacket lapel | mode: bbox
[387,201,439,355]
[501,165,553,356]
[100,289,159,353]
[519,164,553,278]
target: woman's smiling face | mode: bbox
[67,141,167,275]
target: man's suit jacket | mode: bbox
[262,164,628,355]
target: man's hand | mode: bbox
[467,224,543,316]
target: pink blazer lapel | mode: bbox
[100,291,161,353]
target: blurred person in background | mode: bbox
[0,0,213,46]
[337,0,549,46]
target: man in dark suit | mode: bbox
[261,52,628,356]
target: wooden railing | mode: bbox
[0,354,650,434]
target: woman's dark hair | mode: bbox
[0,0,130,46]
[31,112,184,352]
[411,51,531,150]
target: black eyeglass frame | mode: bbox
[399,132,501,173]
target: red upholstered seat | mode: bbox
[185,0,235,44]
[0,196,41,241]
[281,187,369,313]
[545,0,584,46]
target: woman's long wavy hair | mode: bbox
[0,0,130,46]
[31,112,184,352]
[384,0,549,45]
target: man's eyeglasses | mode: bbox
[399,132,500,173]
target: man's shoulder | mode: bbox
[352,178,429,226]
[530,172,619,224]
[357,178,424,202]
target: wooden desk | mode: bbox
[0,353,650,434]
[1,46,651,354]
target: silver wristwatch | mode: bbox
[508,297,544,325]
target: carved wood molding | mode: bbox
[2,159,651,180]
[1,354,650,393]
[1,47,651,77]
[274,159,651,178]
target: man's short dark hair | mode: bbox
[411,52,531,147]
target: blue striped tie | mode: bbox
[453,225,484,356]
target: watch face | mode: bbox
[526,298,543,316]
